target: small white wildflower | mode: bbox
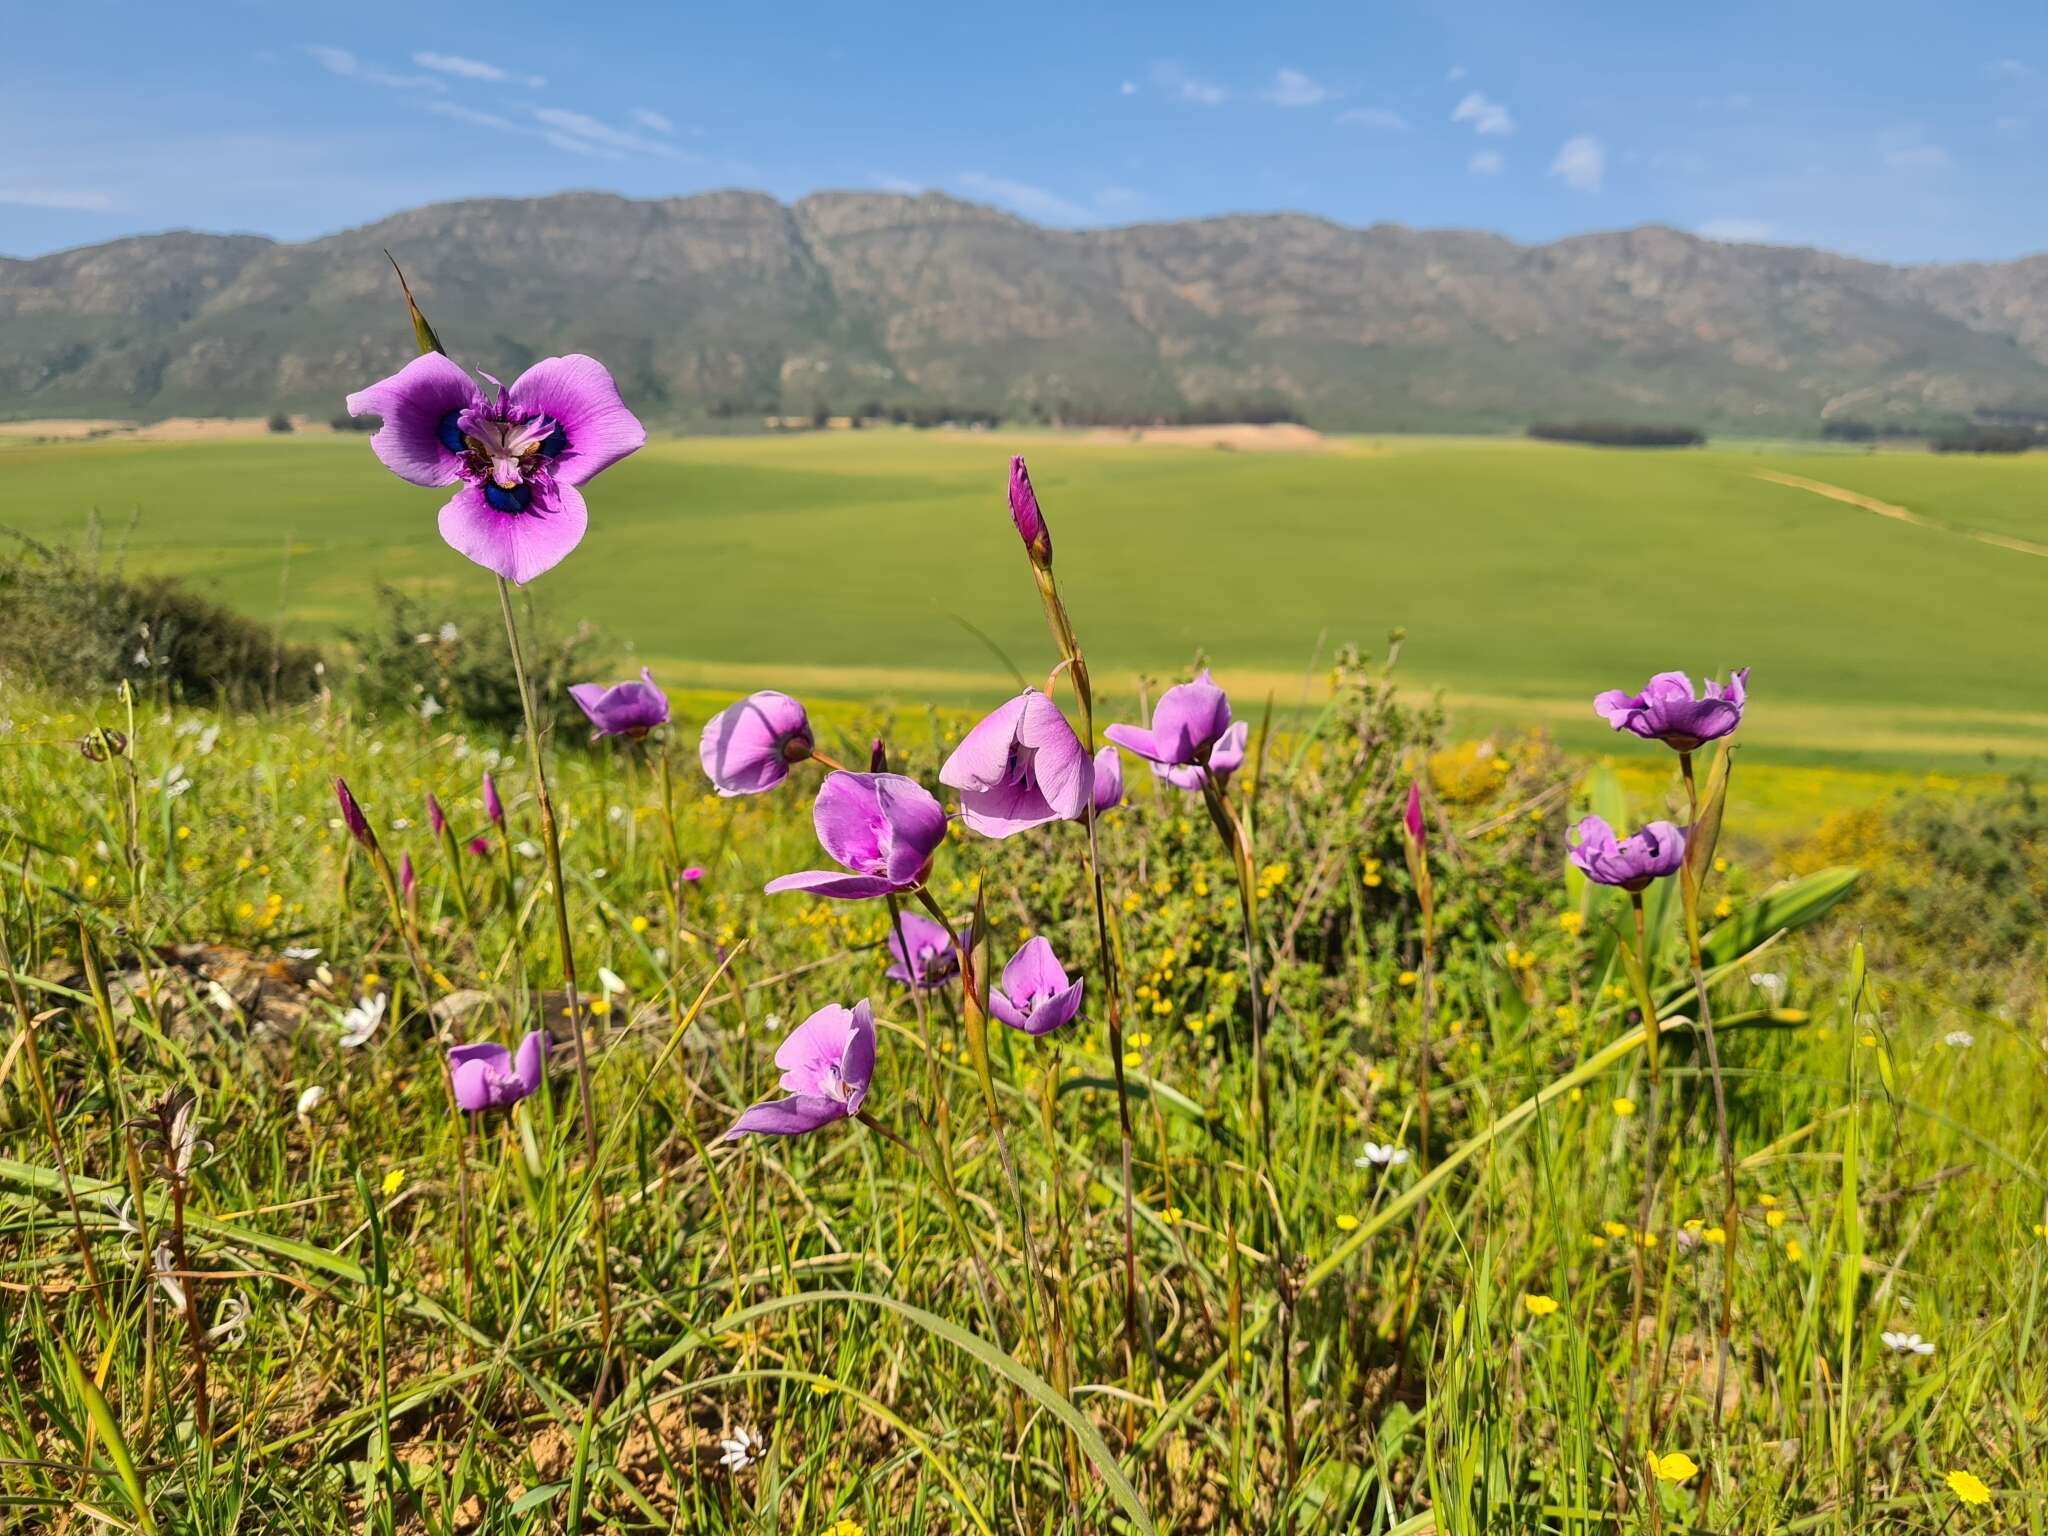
[152,1242,187,1314]
[295,1084,326,1122]
[439,621,460,643]
[206,1293,252,1348]
[154,764,193,798]
[419,695,445,722]
[516,840,539,859]
[284,945,321,961]
[1881,1330,1934,1356]
[1944,1030,1974,1049]
[414,631,435,645]
[718,1425,765,1470]
[1749,972,1786,1001]
[1357,1142,1410,1168]
[206,979,241,1016]
[762,1012,785,1036]
[339,993,387,1048]
[195,724,220,756]
[598,967,627,997]
[176,718,203,737]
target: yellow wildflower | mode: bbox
[1123,1050,1142,1069]
[1650,1451,1700,1485]
[1766,1209,1787,1229]
[824,1519,864,1536]
[1611,1096,1636,1117]
[630,914,649,935]
[1785,1238,1805,1262]
[1335,1213,1360,1232]
[176,825,192,841]
[1398,970,1418,987]
[1558,911,1584,934]
[1159,1206,1183,1226]
[1602,1220,1630,1239]
[1523,1293,1559,1317]
[1712,897,1733,919]
[1946,1470,1992,1507]
[382,1168,406,1197]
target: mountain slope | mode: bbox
[6,190,2048,432]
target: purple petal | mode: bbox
[505,354,647,487]
[1206,721,1250,784]
[437,480,588,585]
[1009,454,1050,559]
[812,772,887,873]
[1002,936,1070,1001]
[774,1003,859,1097]
[512,1030,548,1096]
[1149,672,1232,765]
[346,353,479,488]
[448,1042,512,1112]
[1103,722,1163,763]
[875,775,949,885]
[570,667,670,735]
[763,869,903,900]
[839,999,876,1109]
[725,1094,850,1139]
[1404,780,1427,848]
[1091,746,1123,812]
[939,694,1031,794]
[699,690,812,796]
[1008,977,1084,1035]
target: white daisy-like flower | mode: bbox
[1881,1330,1934,1356]
[296,1084,326,1122]
[339,993,387,1048]
[438,622,460,644]
[419,695,444,722]
[598,967,627,997]
[1356,1142,1410,1168]
[1749,972,1786,1001]
[1944,1030,1974,1049]
[718,1425,765,1470]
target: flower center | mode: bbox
[442,402,568,515]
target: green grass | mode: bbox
[6,430,2046,767]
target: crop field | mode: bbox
[5,431,2045,768]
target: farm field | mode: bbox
[5,430,2044,769]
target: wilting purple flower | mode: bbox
[483,771,504,827]
[1403,780,1427,852]
[568,667,670,738]
[1107,669,1248,789]
[448,1030,548,1112]
[1595,669,1750,752]
[989,938,1085,1036]
[869,737,889,772]
[1567,816,1687,892]
[345,353,645,584]
[426,792,447,837]
[400,853,417,902]
[1010,455,1052,565]
[699,691,814,796]
[726,1000,875,1138]
[884,911,967,990]
[765,771,948,900]
[1091,745,1123,813]
[335,777,374,847]
[939,689,1091,838]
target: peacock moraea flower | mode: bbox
[346,353,645,584]
[989,937,1085,1036]
[1010,454,1052,566]
[569,667,670,738]
[1106,669,1248,790]
[726,1000,875,1137]
[1595,668,1749,752]
[335,777,374,847]
[1091,745,1123,812]
[884,910,968,990]
[1567,815,1687,891]
[940,689,1092,837]
[448,1030,548,1112]
[699,691,814,796]
[765,771,948,900]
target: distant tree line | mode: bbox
[1931,426,2039,454]
[1527,421,1706,448]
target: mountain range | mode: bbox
[7,189,2048,433]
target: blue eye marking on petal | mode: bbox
[540,424,568,458]
[437,410,467,454]
[484,482,533,514]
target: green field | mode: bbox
[6,431,2044,766]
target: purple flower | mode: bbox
[400,852,417,902]
[939,689,1092,838]
[1010,455,1051,564]
[1595,669,1750,752]
[681,865,706,883]
[569,667,671,738]
[426,792,447,837]
[884,911,967,990]
[765,771,948,900]
[1403,780,1427,852]
[1106,669,1248,789]
[1091,745,1123,813]
[726,1000,875,1138]
[699,691,814,797]
[1567,816,1687,892]
[335,777,373,847]
[989,938,1085,1036]
[448,1029,548,1112]
[482,771,504,827]
[467,835,491,857]
[346,353,645,585]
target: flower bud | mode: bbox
[1009,455,1052,568]
[334,777,374,848]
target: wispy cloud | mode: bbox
[308,45,444,92]
[423,101,522,133]
[530,108,681,158]
[1549,135,1605,191]
[1698,218,1774,243]
[1095,185,1141,211]
[1468,150,1504,176]
[1881,126,1950,173]
[958,171,1091,224]
[1986,58,2033,80]
[0,186,115,211]
[1447,64,1468,82]
[413,52,545,89]
[631,108,675,135]
[1336,107,1410,133]
[1452,91,1514,136]
[1152,61,1228,107]
[872,173,925,194]
[1120,79,1138,96]
[1265,68,1334,108]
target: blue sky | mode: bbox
[4,1,2045,263]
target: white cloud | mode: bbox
[873,173,925,194]
[1451,91,1514,136]
[1468,150,1503,176]
[1698,218,1774,243]
[1336,106,1410,133]
[1095,185,1140,211]
[1152,61,1228,107]
[413,52,544,89]
[307,45,444,92]
[1883,137,1951,172]
[1987,58,2033,79]
[1120,79,1138,96]
[631,108,675,135]
[423,101,520,132]
[1266,68,1334,108]
[1549,135,1605,191]
[958,171,1091,224]
[530,108,681,158]
[0,186,114,211]
[1447,64,1468,82]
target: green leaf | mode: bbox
[384,251,446,357]
[61,1339,156,1536]
[1681,742,1733,894]
[1700,866,1861,966]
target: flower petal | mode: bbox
[763,869,902,900]
[1103,722,1162,762]
[938,694,1030,793]
[347,353,479,487]
[812,772,887,873]
[506,354,647,486]
[437,481,589,584]
[725,1094,849,1139]
[774,1003,859,1097]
